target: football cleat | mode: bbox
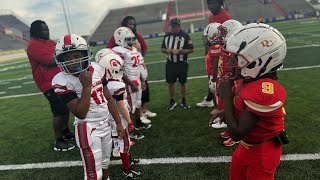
[181,101,191,109]
[129,131,145,140]
[140,115,151,124]
[196,97,214,107]
[135,122,151,130]
[211,122,227,129]
[220,130,231,139]
[167,101,177,111]
[54,140,75,152]
[122,168,142,179]
[143,110,157,118]
[223,138,238,147]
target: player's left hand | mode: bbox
[209,109,225,127]
[218,76,234,100]
[116,124,125,139]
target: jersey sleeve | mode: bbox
[52,74,78,104]
[137,33,148,55]
[241,80,286,117]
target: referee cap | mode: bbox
[170,18,181,26]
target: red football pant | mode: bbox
[229,140,282,180]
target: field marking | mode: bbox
[0,92,42,100]
[0,64,29,72]
[22,81,35,84]
[7,86,22,89]
[0,82,10,85]
[0,153,319,171]
[0,60,26,67]
[0,64,320,100]
[0,92,6,95]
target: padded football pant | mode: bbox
[126,79,142,114]
[75,120,112,180]
[229,140,282,180]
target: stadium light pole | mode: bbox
[175,0,179,16]
[61,0,71,34]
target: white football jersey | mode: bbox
[52,62,109,123]
[112,46,143,80]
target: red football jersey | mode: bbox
[234,78,286,143]
[206,45,222,76]
[208,9,231,24]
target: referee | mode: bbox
[161,18,194,110]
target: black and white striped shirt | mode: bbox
[161,31,193,63]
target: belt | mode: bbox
[240,139,274,149]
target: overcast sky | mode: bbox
[1,0,168,39]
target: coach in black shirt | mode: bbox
[161,18,194,110]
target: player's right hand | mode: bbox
[130,82,139,92]
[209,109,225,127]
[166,48,172,54]
[79,70,92,88]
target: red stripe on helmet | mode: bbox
[63,34,72,45]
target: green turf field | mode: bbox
[0,18,320,179]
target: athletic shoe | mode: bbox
[196,97,214,107]
[112,149,120,157]
[54,140,75,151]
[122,168,142,179]
[220,130,231,139]
[63,129,75,140]
[223,138,238,147]
[211,122,227,128]
[143,110,157,118]
[130,158,140,166]
[135,122,151,130]
[140,115,151,124]
[129,131,144,140]
[167,101,177,111]
[181,101,191,109]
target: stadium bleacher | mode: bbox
[88,0,315,45]
[0,12,30,51]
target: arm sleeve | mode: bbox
[114,93,124,101]
[106,36,116,48]
[137,33,148,54]
[59,92,78,104]
[184,34,194,49]
[27,43,54,65]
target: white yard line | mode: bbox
[0,64,320,100]
[0,92,6,95]
[0,92,42,100]
[0,153,319,171]
[22,81,35,84]
[7,86,22,89]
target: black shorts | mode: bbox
[142,80,150,104]
[166,61,189,84]
[44,88,69,117]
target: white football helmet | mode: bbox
[95,48,115,63]
[222,23,287,79]
[203,22,222,46]
[98,53,124,80]
[220,19,242,43]
[55,34,92,74]
[114,27,136,48]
